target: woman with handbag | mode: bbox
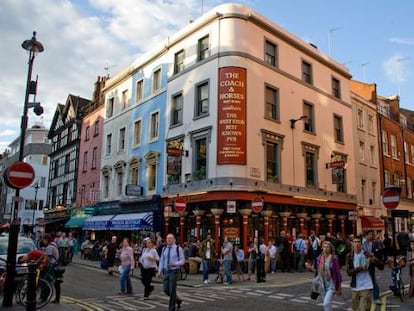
[139,238,159,300]
[309,241,342,311]
[118,238,134,295]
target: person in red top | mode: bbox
[18,249,49,270]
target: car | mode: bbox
[0,234,37,274]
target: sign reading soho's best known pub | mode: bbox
[217,67,247,164]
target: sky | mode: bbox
[1,0,413,153]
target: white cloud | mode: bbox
[383,54,410,84]
[389,37,414,46]
[0,0,225,153]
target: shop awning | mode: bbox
[83,215,115,231]
[109,212,153,231]
[361,216,384,231]
[38,217,69,226]
[65,214,90,228]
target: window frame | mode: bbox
[265,40,278,67]
[152,68,161,93]
[171,92,183,126]
[302,60,313,84]
[149,110,160,142]
[85,126,90,141]
[82,151,88,172]
[174,49,185,74]
[136,79,144,102]
[107,97,114,117]
[264,84,279,121]
[332,76,341,99]
[195,80,209,118]
[119,127,126,152]
[198,35,210,61]
[133,118,142,148]
[333,114,344,143]
[106,134,112,156]
[303,101,314,133]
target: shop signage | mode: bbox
[348,211,357,221]
[223,227,240,238]
[217,67,247,165]
[166,139,184,156]
[125,184,143,196]
[251,196,264,213]
[227,201,236,213]
[174,197,186,213]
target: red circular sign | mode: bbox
[174,197,186,213]
[4,161,35,189]
[251,196,264,213]
[382,187,400,209]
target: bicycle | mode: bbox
[388,255,406,302]
[179,264,187,280]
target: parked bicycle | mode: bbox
[388,255,406,302]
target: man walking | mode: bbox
[199,233,215,284]
[158,234,185,310]
[221,236,233,285]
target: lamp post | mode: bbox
[3,31,44,308]
[31,182,40,232]
[290,116,308,185]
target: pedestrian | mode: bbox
[362,230,382,305]
[247,237,258,280]
[106,236,118,275]
[221,236,233,285]
[158,233,185,310]
[346,236,384,311]
[396,231,410,257]
[294,233,307,272]
[43,233,62,304]
[234,244,246,281]
[268,240,277,273]
[409,240,414,298]
[139,238,159,300]
[312,241,342,311]
[276,231,288,272]
[118,238,134,295]
[199,233,215,284]
[257,238,267,282]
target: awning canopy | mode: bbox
[361,216,384,231]
[83,215,115,231]
[109,212,153,231]
[65,214,89,228]
[38,217,69,226]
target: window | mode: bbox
[107,97,114,117]
[359,141,365,163]
[174,50,185,74]
[42,155,48,166]
[54,159,59,178]
[357,109,364,129]
[332,77,341,99]
[265,40,277,67]
[133,119,142,147]
[130,158,140,185]
[368,114,374,133]
[305,152,316,187]
[85,126,90,141]
[370,145,376,166]
[94,120,99,136]
[371,181,376,204]
[149,111,159,141]
[92,147,97,169]
[194,137,207,180]
[333,115,344,143]
[390,135,397,158]
[302,61,313,84]
[407,177,412,199]
[265,85,279,120]
[106,134,112,155]
[119,127,126,151]
[153,68,161,92]
[198,35,209,61]
[82,151,88,172]
[404,141,409,164]
[195,81,209,117]
[136,79,144,102]
[121,89,128,110]
[303,102,314,132]
[171,93,183,126]
[145,152,159,192]
[117,171,123,196]
[64,154,70,174]
[411,145,414,164]
[384,170,390,187]
[382,130,388,155]
[266,142,279,183]
[361,179,366,203]
[40,177,46,188]
[103,175,109,198]
[393,172,400,187]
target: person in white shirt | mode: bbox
[139,238,159,300]
[268,240,277,273]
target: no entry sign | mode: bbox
[251,196,264,213]
[382,187,400,210]
[174,197,186,213]
[3,162,35,189]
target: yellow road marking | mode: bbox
[62,296,104,311]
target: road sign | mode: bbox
[382,187,400,209]
[348,211,357,221]
[251,196,264,213]
[174,197,186,213]
[3,162,35,189]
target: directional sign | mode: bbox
[251,196,264,213]
[382,187,400,210]
[3,162,35,189]
[174,197,186,213]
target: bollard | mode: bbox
[26,261,37,311]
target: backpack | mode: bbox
[161,245,181,261]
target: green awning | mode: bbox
[64,215,89,228]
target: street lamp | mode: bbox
[3,31,44,308]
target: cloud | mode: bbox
[389,37,414,46]
[383,54,410,84]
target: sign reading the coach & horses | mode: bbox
[217,67,247,165]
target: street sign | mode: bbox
[251,196,264,213]
[382,187,400,209]
[348,211,357,221]
[3,162,35,189]
[174,197,186,213]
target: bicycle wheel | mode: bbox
[16,278,53,309]
[398,279,404,302]
[180,267,187,280]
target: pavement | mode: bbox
[2,255,414,310]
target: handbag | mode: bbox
[310,275,324,300]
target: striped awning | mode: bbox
[361,216,384,231]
